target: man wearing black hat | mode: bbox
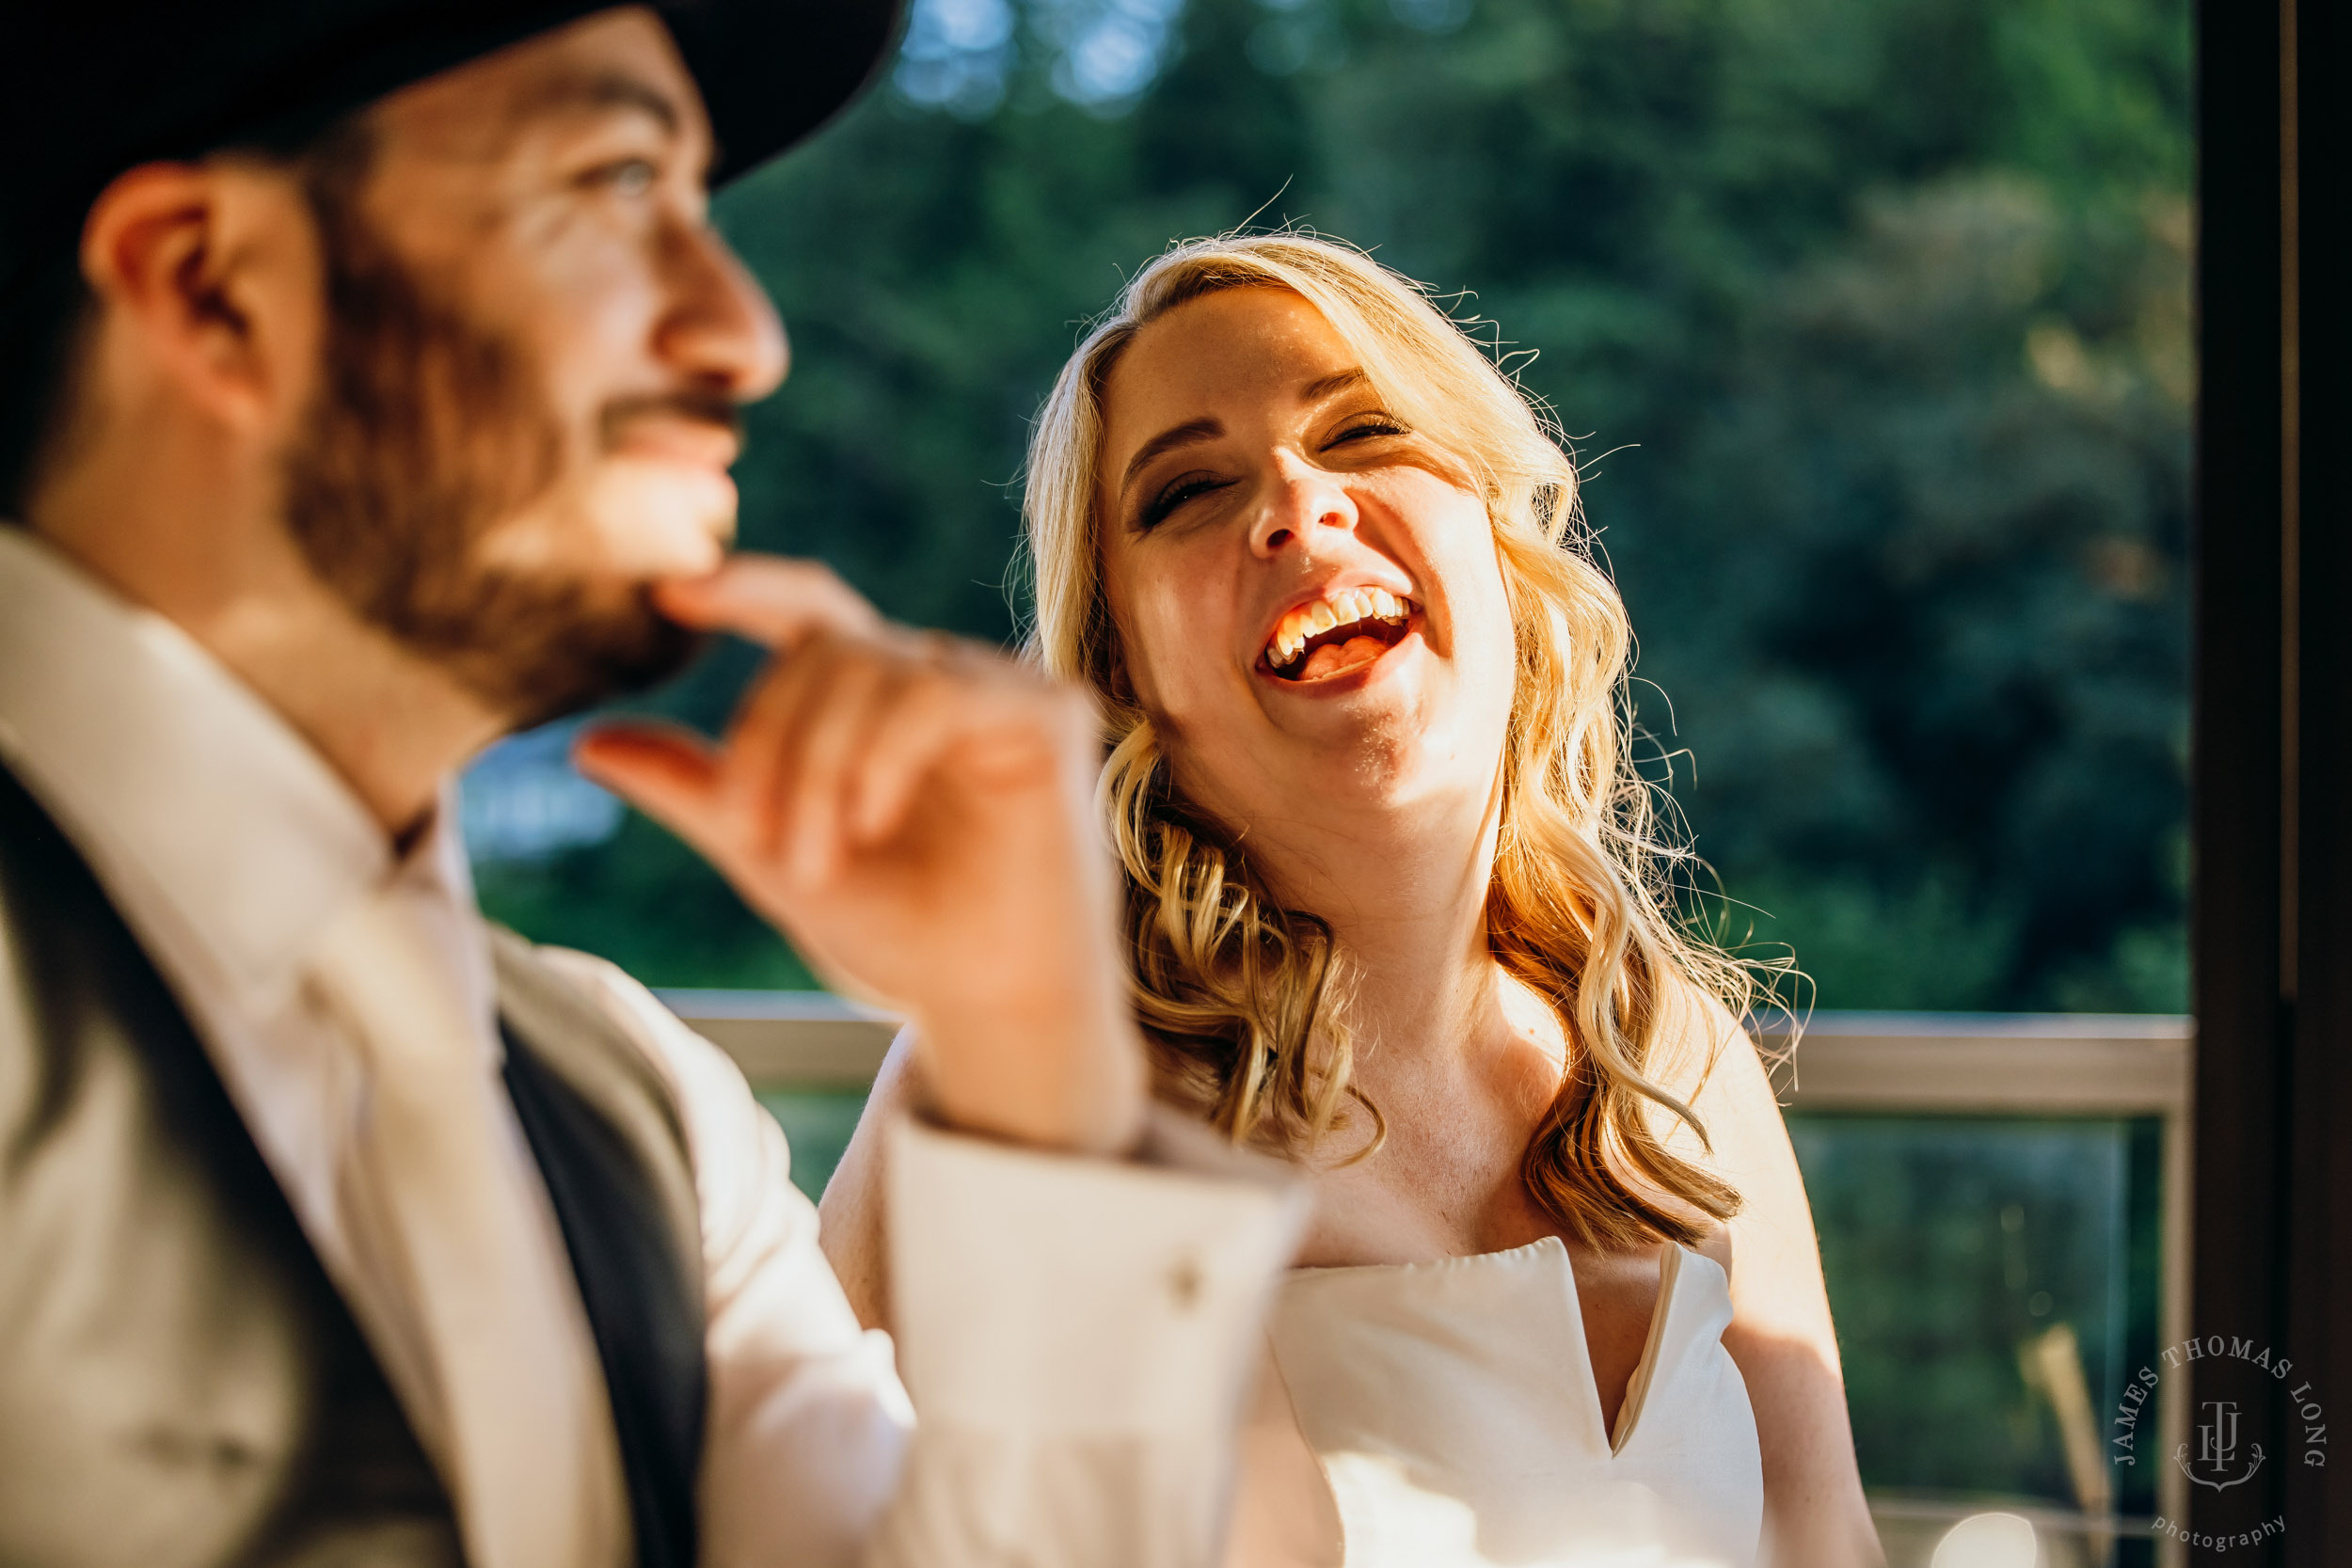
[0,7,1304,1567]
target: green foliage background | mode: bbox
[479,0,2193,1012]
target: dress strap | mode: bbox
[1609,1243,1684,1454]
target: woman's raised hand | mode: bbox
[575,555,1145,1158]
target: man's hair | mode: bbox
[0,255,97,519]
[0,115,372,520]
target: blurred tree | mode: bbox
[475,0,2191,1010]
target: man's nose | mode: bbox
[1249,453,1359,558]
[653,219,789,402]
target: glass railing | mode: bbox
[660,995,2192,1568]
[1764,1014,2189,1568]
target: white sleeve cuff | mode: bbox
[885,1108,1308,1438]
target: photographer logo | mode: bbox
[2115,1334,2325,1552]
[2182,1399,2264,1491]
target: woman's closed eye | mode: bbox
[1326,413,1408,447]
[1132,417,1406,530]
[1138,472,1233,531]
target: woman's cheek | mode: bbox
[1145,562,1232,693]
[1120,599,1200,722]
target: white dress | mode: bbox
[1267,1237,1764,1568]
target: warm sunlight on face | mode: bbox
[364,6,786,590]
[1095,286,1520,836]
[282,7,789,721]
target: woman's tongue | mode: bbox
[1295,635,1389,681]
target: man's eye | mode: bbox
[589,157,659,197]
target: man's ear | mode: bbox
[77,159,323,438]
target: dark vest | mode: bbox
[0,763,706,1568]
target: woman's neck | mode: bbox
[1240,771,1539,1088]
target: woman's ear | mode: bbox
[1102,640,1138,705]
[78,158,324,441]
[1086,594,1141,706]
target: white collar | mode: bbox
[0,527,478,1018]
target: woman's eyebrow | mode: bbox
[1119,418,1222,496]
[1300,368,1371,402]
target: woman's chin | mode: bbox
[1249,636,1441,765]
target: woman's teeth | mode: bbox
[1263,588,1414,676]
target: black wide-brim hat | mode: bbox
[4,0,904,308]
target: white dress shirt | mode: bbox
[0,528,1308,1568]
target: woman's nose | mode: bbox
[1249,456,1359,558]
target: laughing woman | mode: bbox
[818,234,1881,1568]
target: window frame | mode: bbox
[2188,0,2347,1558]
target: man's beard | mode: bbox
[281,184,708,730]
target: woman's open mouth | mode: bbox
[1260,588,1418,683]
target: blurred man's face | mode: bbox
[283,6,787,725]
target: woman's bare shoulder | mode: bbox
[1634,990,1780,1160]
[816,1025,926,1333]
[1687,1213,1735,1275]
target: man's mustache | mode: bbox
[599,390,744,452]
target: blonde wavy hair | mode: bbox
[1025,232,1763,1248]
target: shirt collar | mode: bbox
[0,527,425,1014]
